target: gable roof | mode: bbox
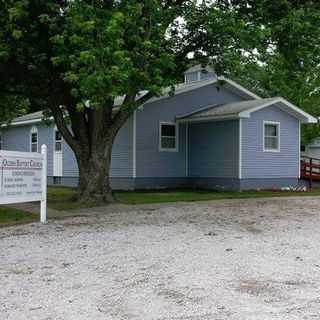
[176,97,317,124]
[8,77,260,127]
[113,77,260,107]
[10,111,44,125]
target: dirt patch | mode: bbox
[1,197,320,319]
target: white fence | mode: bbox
[0,145,47,223]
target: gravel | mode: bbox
[1,197,320,319]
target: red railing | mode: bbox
[301,156,320,188]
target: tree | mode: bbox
[217,0,320,144]
[1,0,263,202]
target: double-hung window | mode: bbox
[263,121,280,152]
[159,122,178,152]
[30,126,38,152]
[55,130,63,152]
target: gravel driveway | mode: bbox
[1,197,320,320]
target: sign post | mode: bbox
[41,145,47,223]
[0,145,48,223]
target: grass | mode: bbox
[2,187,320,225]
[47,186,87,210]
[0,207,38,227]
[47,186,320,208]
[115,189,320,204]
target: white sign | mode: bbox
[0,145,47,223]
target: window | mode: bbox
[55,130,63,152]
[263,121,280,152]
[159,122,178,152]
[30,126,38,152]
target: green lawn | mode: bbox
[0,207,38,227]
[114,189,320,204]
[2,187,320,226]
[47,186,320,209]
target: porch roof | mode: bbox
[176,97,317,124]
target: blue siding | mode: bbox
[110,117,133,177]
[188,120,239,178]
[136,83,244,178]
[2,126,30,152]
[2,117,133,180]
[62,116,133,178]
[2,124,54,176]
[241,105,300,178]
[63,138,78,177]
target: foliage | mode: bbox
[0,0,262,200]
[219,0,320,144]
[1,0,320,199]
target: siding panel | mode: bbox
[3,125,54,176]
[242,105,299,178]
[62,117,134,178]
[2,126,30,152]
[188,120,239,178]
[136,83,244,178]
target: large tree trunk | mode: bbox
[76,143,114,203]
[51,93,153,205]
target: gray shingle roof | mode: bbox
[177,98,279,120]
[11,78,221,125]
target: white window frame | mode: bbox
[30,126,38,153]
[159,122,179,152]
[54,127,63,153]
[263,121,280,153]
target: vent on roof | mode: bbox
[184,64,217,84]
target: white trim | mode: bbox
[176,114,242,123]
[263,121,280,153]
[239,100,280,118]
[298,120,301,178]
[186,123,189,177]
[159,121,179,152]
[197,71,201,82]
[53,126,63,177]
[41,144,47,223]
[239,118,242,179]
[239,97,317,124]
[53,126,63,153]
[30,126,38,153]
[132,110,137,178]
[219,77,261,100]
[7,116,54,127]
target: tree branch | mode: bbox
[50,106,80,154]
[112,91,154,134]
